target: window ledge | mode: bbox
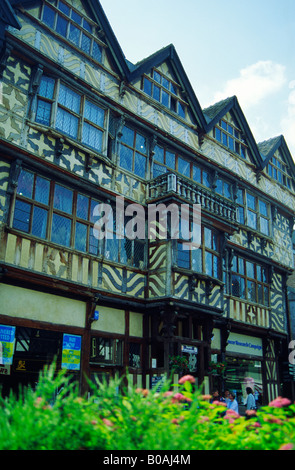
[172,266,224,287]
[26,120,114,168]
[225,293,270,309]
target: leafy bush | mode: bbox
[0,366,294,450]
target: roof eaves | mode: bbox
[87,0,130,79]
[3,0,22,30]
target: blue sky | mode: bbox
[100,0,295,159]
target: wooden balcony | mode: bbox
[147,172,238,224]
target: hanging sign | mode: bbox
[0,325,16,365]
[62,334,81,370]
[181,345,198,354]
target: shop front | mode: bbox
[225,333,263,411]
[0,323,82,397]
[210,329,265,408]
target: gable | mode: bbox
[9,0,129,78]
[259,135,295,189]
[128,44,207,132]
[203,96,263,168]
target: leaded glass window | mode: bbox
[36,76,108,153]
[12,169,146,268]
[41,0,104,63]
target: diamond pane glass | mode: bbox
[32,207,48,238]
[82,123,103,151]
[13,200,31,232]
[51,213,71,247]
[56,108,79,138]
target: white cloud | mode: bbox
[212,61,286,110]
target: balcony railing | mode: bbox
[148,172,237,224]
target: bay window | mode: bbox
[231,255,270,306]
[35,75,108,153]
[12,169,146,268]
[236,189,270,236]
[177,225,220,279]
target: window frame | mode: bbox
[35,75,109,154]
[236,188,271,236]
[231,255,270,307]
[142,68,187,119]
[214,118,248,159]
[40,0,104,63]
[152,143,211,189]
[267,153,293,190]
[177,225,221,279]
[118,125,149,179]
[12,169,146,269]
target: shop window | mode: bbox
[225,357,263,408]
[90,337,123,366]
[35,75,108,154]
[40,0,104,63]
[231,255,270,306]
[12,169,146,268]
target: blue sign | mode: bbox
[62,334,81,350]
[0,325,16,343]
[62,334,82,370]
[0,325,16,364]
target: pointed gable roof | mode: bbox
[9,0,130,77]
[203,95,263,168]
[127,43,208,131]
[1,0,21,31]
[258,135,295,179]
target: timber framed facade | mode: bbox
[0,0,295,405]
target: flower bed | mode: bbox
[0,366,294,450]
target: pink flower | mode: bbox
[163,391,173,397]
[212,400,227,407]
[178,375,195,384]
[198,416,210,423]
[245,409,257,417]
[226,409,240,418]
[199,394,212,401]
[172,392,186,403]
[102,418,113,427]
[269,396,291,408]
[279,443,294,450]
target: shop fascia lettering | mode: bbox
[226,333,263,357]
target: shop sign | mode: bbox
[0,325,16,365]
[181,345,198,354]
[62,334,81,370]
[227,333,263,357]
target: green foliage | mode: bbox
[0,365,294,450]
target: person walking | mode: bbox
[246,387,256,410]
